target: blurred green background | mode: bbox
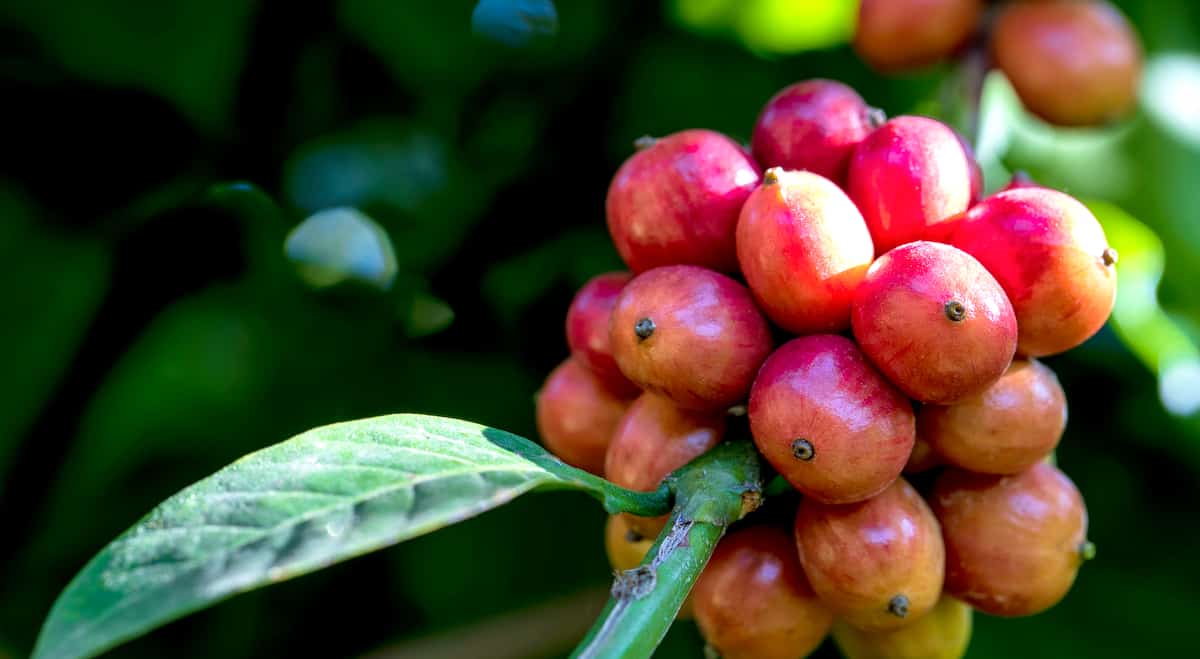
[2,0,1199,657]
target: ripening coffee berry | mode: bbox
[736,168,874,334]
[852,241,1018,404]
[610,265,773,412]
[847,116,977,254]
[565,271,638,395]
[832,595,973,659]
[605,392,724,536]
[920,359,1067,474]
[693,526,833,659]
[931,463,1092,617]
[948,187,1117,357]
[606,129,761,273]
[535,358,630,475]
[751,79,881,186]
[794,477,945,631]
[749,335,915,504]
[993,0,1141,126]
[854,0,984,72]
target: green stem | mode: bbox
[483,427,672,517]
[572,516,723,659]
[570,441,763,659]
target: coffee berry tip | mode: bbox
[762,167,783,185]
[791,438,815,461]
[1102,247,1118,267]
[887,594,910,618]
[943,300,967,322]
[1079,540,1097,562]
[633,135,658,151]
[634,317,656,341]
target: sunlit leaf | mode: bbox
[1087,200,1200,416]
[284,208,399,291]
[33,415,665,659]
[668,0,856,55]
[471,0,559,47]
[1141,53,1200,149]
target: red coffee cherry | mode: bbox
[693,526,833,659]
[931,463,1092,617]
[920,359,1067,475]
[847,116,977,254]
[606,129,761,273]
[852,241,1017,404]
[948,187,1117,357]
[605,392,725,536]
[736,168,874,334]
[535,358,630,475]
[854,0,984,72]
[832,595,973,659]
[565,271,638,396]
[993,0,1141,127]
[794,477,945,631]
[610,265,773,412]
[751,79,881,187]
[749,335,915,504]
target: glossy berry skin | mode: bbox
[854,0,984,72]
[931,463,1090,617]
[847,116,977,254]
[606,129,761,273]
[749,335,914,504]
[833,596,972,659]
[852,241,1018,405]
[794,477,945,631]
[993,0,1141,126]
[948,188,1117,357]
[535,358,630,475]
[751,79,880,186]
[737,169,874,334]
[610,265,773,412]
[693,526,833,659]
[920,359,1067,475]
[605,392,725,536]
[565,271,638,395]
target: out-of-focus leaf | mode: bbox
[471,0,558,47]
[285,208,399,291]
[1087,200,1200,416]
[482,228,622,324]
[401,292,455,339]
[0,187,109,477]
[0,0,255,132]
[1141,53,1200,149]
[33,414,663,659]
[668,0,855,55]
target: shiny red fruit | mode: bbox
[795,477,945,631]
[694,526,833,659]
[535,358,630,475]
[920,359,1066,475]
[736,168,874,334]
[948,187,1117,357]
[847,116,976,254]
[749,335,914,504]
[606,129,761,273]
[751,79,881,186]
[931,463,1091,617]
[854,0,984,72]
[605,392,725,537]
[610,265,773,412]
[565,271,638,395]
[852,241,1017,404]
[993,0,1141,127]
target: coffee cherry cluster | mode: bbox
[854,0,1142,127]
[536,74,1114,658]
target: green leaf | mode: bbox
[33,414,668,659]
[471,0,559,47]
